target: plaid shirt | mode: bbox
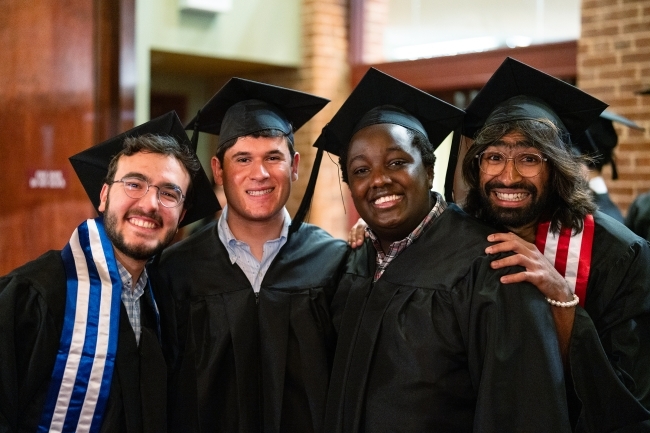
[368,192,447,282]
[118,262,148,346]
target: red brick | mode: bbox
[622,22,650,33]
[583,26,621,37]
[582,55,620,67]
[605,8,640,20]
[622,52,650,63]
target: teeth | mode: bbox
[248,188,272,196]
[374,195,400,205]
[130,218,156,228]
[495,192,528,201]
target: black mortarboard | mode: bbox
[444,57,608,203]
[463,57,608,140]
[185,77,329,151]
[69,111,221,227]
[574,111,644,178]
[291,68,464,231]
[317,68,465,157]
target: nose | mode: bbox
[250,160,270,181]
[138,186,160,211]
[370,167,392,188]
[497,158,522,185]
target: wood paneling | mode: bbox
[0,0,135,275]
[351,41,578,92]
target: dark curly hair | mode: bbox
[462,117,597,234]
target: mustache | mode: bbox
[484,180,537,195]
[125,210,163,226]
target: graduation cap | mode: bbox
[291,68,465,231]
[574,111,644,179]
[463,57,607,140]
[317,68,465,157]
[185,77,329,151]
[444,57,608,203]
[69,111,221,227]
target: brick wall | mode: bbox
[578,0,650,213]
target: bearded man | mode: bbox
[0,112,219,433]
[461,57,650,432]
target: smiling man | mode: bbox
[0,112,219,433]
[460,58,650,431]
[153,79,348,433]
[319,68,572,432]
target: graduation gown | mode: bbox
[325,204,572,433]
[0,251,168,433]
[154,221,348,433]
[592,191,624,224]
[625,191,650,242]
[567,211,650,432]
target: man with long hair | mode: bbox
[461,58,650,431]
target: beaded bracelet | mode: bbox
[546,293,579,308]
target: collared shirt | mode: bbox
[368,192,447,282]
[118,261,148,345]
[218,205,290,293]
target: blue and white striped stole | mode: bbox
[38,218,122,433]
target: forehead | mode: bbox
[347,123,415,158]
[227,134,291,155]
[485,131,538,152]
[114,151,190,186]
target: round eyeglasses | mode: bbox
[476,151,548,178]
[110,177,185,208]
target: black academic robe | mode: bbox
[153,221,348,433]
[0,251,168,433]
[625,191,650,242]
[567,211,650,432]
[325,204,572,433]
[592,191,624,224]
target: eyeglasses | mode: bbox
[110,177,185,208]
[476,151,548,178]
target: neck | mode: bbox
[226,208,286,261]
[113,249,147,285]
[506,220,538,243]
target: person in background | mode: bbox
[573,111,644,222]
[626,190,650,242]
[0,112,219,433]
[153,79,348,433]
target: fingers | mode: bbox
[485,232,535,255]
[490,254,529,270]
[348,218,368,249]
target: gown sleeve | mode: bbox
[569,237,650,432]
[453,254,572,432]
[0,253,65,433]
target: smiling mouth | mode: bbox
[128,217,158,229]
[247,188,273,196]
[374,194,401,205]
[494,191,529,202]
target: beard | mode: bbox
[103,196,177,261]
[478,180,549,229]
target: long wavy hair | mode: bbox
[462,117,597,234]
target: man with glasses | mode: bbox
[0,113,219,433]
[460,58,650,431]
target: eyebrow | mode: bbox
[119,172,182,191]
[347,145,411,165]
